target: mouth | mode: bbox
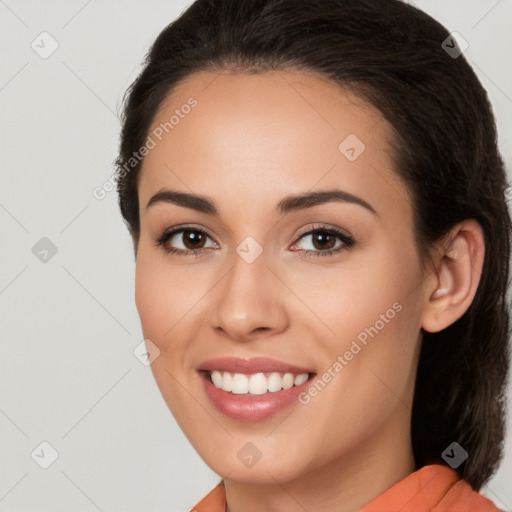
[197,357,316,421]
[201,369,314,395]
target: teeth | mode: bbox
[232,373,249,394]
[211,370,223,388]
[282,373,294,389]
[294,373,308,386]
[209,370,310,395]
[248,373,267,395]
[222,372,233,392]
[267,372,283,392]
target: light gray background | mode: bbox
[1,1,511,511]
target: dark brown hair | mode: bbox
[115,0,511,489]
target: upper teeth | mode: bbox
[210,371,309,395]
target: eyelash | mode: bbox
[152,224,355,259]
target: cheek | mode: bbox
[327,246,422,397]
[303,246,417,336]
[135,260,159,336]
[134,249,179,343]
[134,253,200,419]
[134,248,213,353]
[302,239,422,382]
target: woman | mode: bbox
[114,0,511,510]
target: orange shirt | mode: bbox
[191,464,502,512]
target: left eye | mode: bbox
[291,227,354,255]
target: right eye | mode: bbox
[153,226,219,256]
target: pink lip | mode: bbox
[197,356,314,374]
[197,357,316,422]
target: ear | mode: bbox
[421,219,485,333]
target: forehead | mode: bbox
[138,69,412,224]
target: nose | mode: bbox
[212,246,289,342]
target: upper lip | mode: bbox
[198,357,315,375]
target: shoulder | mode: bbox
[191,480,226,512]
[435,477,504,512]
[361,464,504,512]
[191,469,504,512]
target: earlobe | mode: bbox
[422,220,485,333]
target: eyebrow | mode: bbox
[145,188,378,217]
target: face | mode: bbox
[135,69,427,484]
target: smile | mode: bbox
[209,370,310,395]
[197,357,316,421]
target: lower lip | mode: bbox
[199,371,314,421]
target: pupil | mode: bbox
[184,230,203,249]
[314,232,334,250]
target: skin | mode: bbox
[133,69,485,512]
